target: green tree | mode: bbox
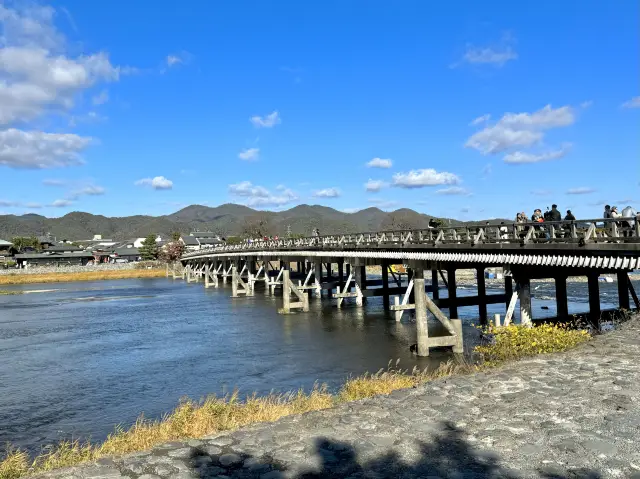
[11,236,40,252]
[171,231,181,241]
[224,236,242,245]
[139,234,159,260]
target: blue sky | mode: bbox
[0,0,638,221]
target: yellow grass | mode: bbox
[0,361,472,479]
[0,269,165,286]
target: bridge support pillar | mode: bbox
[477,266,487,326]
[231,262,251,297]
[431,268,439,300]
[504,275,513,312]
[338,261,344,292]
[555,275,568,321]
[354,264,366,307]
[279,267,309,314]
[617,271,630,310]
[314,260,323,298]
[381,260,390,310]
[587,272,601,330]
[446,267,458,319]
[518,279,532,326]
[413,266,463,357]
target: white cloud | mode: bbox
[0,4,128,171]
[466,105,575,155]
[365,179,386,192]
[435,186,471,196]
[166,55,182,66]
[531,189,552,196]
[228,181,298,207]
[341,208,360,213]
[0,129,91,168]
[42,178,66,186]
[470,114,491,126]
[313,187,340,198]
[51,199,73,207]
[92,89,109,105]
[25,202,42,208]
[392,169,460,188]
[462,46,517,66]
[481,163,492,178]
[238,147,259,161]
[368,198,398,209]
[228,181,270,198]
[503,144,572,164]
[250,111,281,128]
[67,184,106,199]
[0,200,18,207]
[164,52,191,69]
[567,187,596,195]
[366,157,392,168]
[621,96,640,109]
[580,100,593,109]
[135,176,173,190]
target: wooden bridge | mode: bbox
[171,218,640,356]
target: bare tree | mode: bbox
[241,214,274,238]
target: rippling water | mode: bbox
[0,276,635,453]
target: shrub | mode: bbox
[474,323,591,364]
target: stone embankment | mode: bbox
[35,319,640,478]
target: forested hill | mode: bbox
[0,203,502,241]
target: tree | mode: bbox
[241,214,274,238]
[160,241,185,262]
[171,231,181,241]
[139,234,159,260]
[11,236,40,252]
[224,236,242,245]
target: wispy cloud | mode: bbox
[313,187,340,198]
[92,90,109,105]
[135,176,173,190]
[366,157,392,169]
[250,111,281,128]
[364,179,386,192]
[621,96,640,109]
[503,144,572,164]
[228,181,298,207]
[435,186,471,196]
[567,187,596,195]
[238,148,260,161]
[392,169,460,188]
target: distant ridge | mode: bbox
[0,204,503,241]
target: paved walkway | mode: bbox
[36,319,640,479]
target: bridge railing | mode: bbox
[181,217,640,258]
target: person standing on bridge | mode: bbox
[550,204,562,222]
[565,210,576,221]
[603,205,611,219]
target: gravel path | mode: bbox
[34,319,640,478]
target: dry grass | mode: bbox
[0,361,471,479]
[0,269,165,286]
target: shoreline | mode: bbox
[0,321,594,479]
[0,268,165,286]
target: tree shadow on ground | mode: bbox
[187,421,603,478]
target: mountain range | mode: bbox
[0,204,492,241]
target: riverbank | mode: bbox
[0,268,165,285]
[0,323,592,479]
[11,317,637,478]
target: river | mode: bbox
[0,276,635,453]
